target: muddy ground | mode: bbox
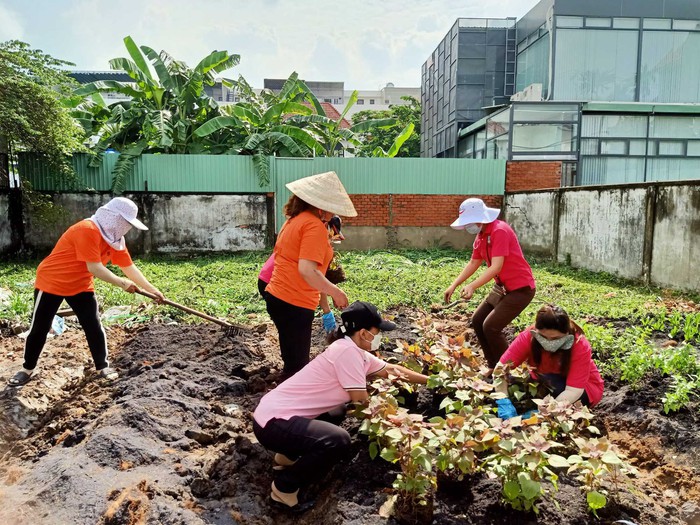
[0,307,698,525]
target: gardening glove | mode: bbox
[322,312,336,333]
[496,398,518,420]
[521,410,539,419]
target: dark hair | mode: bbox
[326,324,361,345]
[283,194,314,218]
[531,304,583,376]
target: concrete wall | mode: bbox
[558,188,647,280]
[18,193,270,255]
[651,184,700,291]
[340,226,473,251]
[505,182,700,292]
[0,194,11,253]
[505,192,557,257]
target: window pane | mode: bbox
[557,16,583,28]
[658,141,684,155]
[673,19,700,31]
[586,18,611,28]
[649,116,700,138]
[579,157,645,185]
[512,123,577,153]
[687,141,700,156]
[601,140,627,155]
[581,115,647,138]
[629,140,647,155]
[580,138,599,155]
[513,103,578,122]
[554,29,638,101]
[640,32,700,102]
[613,18,640,29]
[515,36,549,96]
[647,158,700,181]
[486,109,511,139]
[643,18,672,30]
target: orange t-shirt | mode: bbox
[266,211,334,310]
[35,220,133,297]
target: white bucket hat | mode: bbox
[450,198,500,230]
[285,171,358,217]
[104,197,148,230]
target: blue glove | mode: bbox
[496,398,518,420]
[322,312,336,333]
[521,409,539,419]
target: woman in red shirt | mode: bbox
[444,198,536,370]
[495,304,604,417]
[8,197,164,387]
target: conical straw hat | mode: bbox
[285,171,357,217]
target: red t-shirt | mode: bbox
[471,220,535,291]
[35,220,133,296]
[265,211,334,310]
[499,327,604,406]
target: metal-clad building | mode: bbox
[421,18,516,159]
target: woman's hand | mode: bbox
[460,284,475,300]
[443,285,456,303]
[120,279,137,293]
[145,287,165,303]
[331,288,349,309]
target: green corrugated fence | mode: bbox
[18,152,506,230]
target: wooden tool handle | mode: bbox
[136,289,232,328]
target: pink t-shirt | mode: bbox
[472,220,535,292]
[253,337,387,427]
[499,327,604,406]
[258,254,275,284]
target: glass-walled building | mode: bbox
[421,18,516,158]
[424,0,700,187]
[458,102,700,185]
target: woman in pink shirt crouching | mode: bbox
[493,304,604,419]
[253,301,428,511]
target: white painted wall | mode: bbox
[650,185,700,292]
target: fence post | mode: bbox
[552,188,563,261]
[641,184,658,286]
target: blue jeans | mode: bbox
[539,373,591,406]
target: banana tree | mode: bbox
[194,73,327,184]
[71,36,240,192]
[371,123,415,158]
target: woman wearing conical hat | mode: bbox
[264,171,357,380]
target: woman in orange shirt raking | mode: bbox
[8,197,164,387]
[264,171,356,380]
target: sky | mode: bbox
[0,0,537,90]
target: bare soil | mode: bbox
[0,308,698,525]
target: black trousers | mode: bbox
[257,278,268,299]
[23,289,109,371]
[539,373,591,406]
[265,292,314,376]
[471,286,536,368]
[253,416,351,493]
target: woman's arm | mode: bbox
[120,264,165,301]
[298,259,348,309]
[86,261,136,292]
[460,256,504,300]
[444,258,483,302]
[370,363,429,385]
[555,386,585,404]
[348,389,369,404]
[319,293,331,314]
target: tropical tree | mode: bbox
[352,96,421,157]
[71,36,240,192]
[0,40,84,180]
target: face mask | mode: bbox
[465,224,481,235]
[531,330,575,353]
[361,330,382,351]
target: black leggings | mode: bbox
[265,292,314,376]
[253,416,351,493]
[539,373,591,406]
[23,289,109,371]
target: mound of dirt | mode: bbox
[0,310,697,525]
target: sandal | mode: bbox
[97,367,119,381]
[8,370,33,387]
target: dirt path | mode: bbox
[0,310,697,525]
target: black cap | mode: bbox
[340,301,396,332]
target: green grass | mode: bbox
[1,249,699,411]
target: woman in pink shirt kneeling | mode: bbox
[494,304,604,419]
[253,301,428,511]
